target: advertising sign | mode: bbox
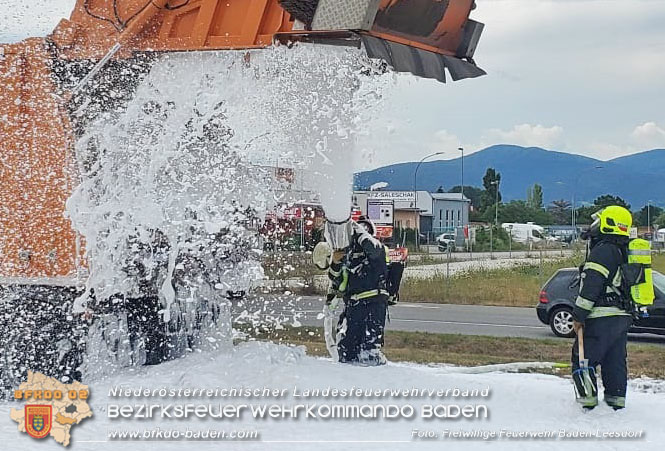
[367,200,394,226]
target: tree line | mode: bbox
[446,168,665,228]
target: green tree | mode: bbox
[593,194,631,210]
[548,199,572,225]
[653,213,665,230]
[496,200,554,225]
[527,183,544,209]
[448,185,484,210]
[575,195,631,225]
[473,225,520,251]
[634,205,664,227]
[481,168,501,213]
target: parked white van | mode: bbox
[502,222,550,244]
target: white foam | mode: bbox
[64,44,393,362]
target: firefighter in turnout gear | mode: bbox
[572,205,634,410]
[327,217,389,366]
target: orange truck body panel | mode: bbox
[0,40,80,279]
[0,0,483,283]
[51,0,477,60]
[53,0,294,59]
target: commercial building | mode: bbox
[353,190,470,238]
[353,190,433,237]
[431,193,471,235]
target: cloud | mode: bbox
[587,142,637,161]
[483,124,565,149]
[585,121,665,160]
[631,122,665,148]
[427,130,462,154]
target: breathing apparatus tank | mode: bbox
[627,238,655,309]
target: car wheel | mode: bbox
[549,307,575,338]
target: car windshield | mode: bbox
[653,271,665,293]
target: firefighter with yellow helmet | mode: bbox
[572,205,654,410]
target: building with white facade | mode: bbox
[353,190,470,238]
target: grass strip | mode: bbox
[400,255,581,307]
[241,325,665,379]
[261,253,665,308]
[401,253,665,307]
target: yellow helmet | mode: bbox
[591,205,632,237]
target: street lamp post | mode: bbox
[413,151,445,250]
[458,147,464,200]
[459,146,465,251]
[648,200,652,237]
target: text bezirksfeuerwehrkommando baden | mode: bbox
[108,403,489,420]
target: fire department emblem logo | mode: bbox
[25,405,52,439]
[11,372,92,446]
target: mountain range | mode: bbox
[354,145,665,209]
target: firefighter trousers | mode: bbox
[571,315,632,409]
[338,295,387,365]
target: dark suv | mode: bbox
[536,268,665,338]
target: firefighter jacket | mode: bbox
[573,236,632,323]
[328,231,389,301]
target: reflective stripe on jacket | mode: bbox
[573,239,631,322]
[327,231,388,300]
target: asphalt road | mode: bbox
[233,295,665,346]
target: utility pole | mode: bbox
[413,151,445,251]
[494,182,499,226]
[571,193,576,241]
[490,180,499,258]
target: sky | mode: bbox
[359,0,665,168]
[1,0,664,169]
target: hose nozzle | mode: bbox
[324,217,353,250]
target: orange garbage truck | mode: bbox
[0,0,484,388]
